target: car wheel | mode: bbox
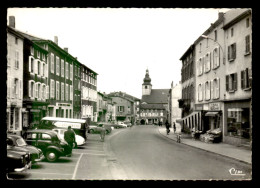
[46,150,59,162]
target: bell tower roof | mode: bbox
[143,69,152,85]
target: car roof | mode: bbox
[41,117,86,123]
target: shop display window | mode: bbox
[227,108,250,138]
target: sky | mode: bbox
[7,8,231,99]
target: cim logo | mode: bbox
[229,168,245,176]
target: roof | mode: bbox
[41,117,86,123]
[140,103,165,110]
[141,89,170,104]
[222,9,251,30]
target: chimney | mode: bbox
[54,36,58,45]
[9,16,15,28]
[218,12,224,18]
[64,47,68,52]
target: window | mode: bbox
[246,18,250,28]
[199,43,202,53]
[228,43,236,61]
[51,53,54,73]
[241,68,252,90]
[78,67,80,77]
[42,84,46,100]
[213,78,220,99]
[61,59,64,77]
[231,28,234,37]
[56,81,60,100]
[46,85,49,99]
[198,57,203,76]
[50,79,55,98]
[213,47,220,69]
[205,81,211,100]
[118,106,124,112]
[70,85,73,100]
[15,37,18,45]
[65,84,69,101]
[41,133,51,140]
[43,63,45,77]
[28,80,35,98]
[15,51,19,69]
[61,83,64,101]
[37,51,40,58]
[226,73,237,92]
[38,61,41,75]
[13,78,19,98]
[204,53,211,73]
[198,84,203,101]
[42,54,45,62]
[56,56,60,76]
[35,82,39,98]
[30,46,34,55]
[214,30,217,41]
[70,64,73,80]
[245,35,250,54]
[38,83,42,99]
[66,62,69,79]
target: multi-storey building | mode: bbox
[7,19,24,134]
[81,64,98,124]
[178,44,198,131]
[107,91,136,124]
[97,92,115,122]
[222,9,252,146]
[140,69,169,125]
[73,58,81,119]
[168,81,182,129]
[193,12,226,134]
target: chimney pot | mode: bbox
[9,16,15,28]
[64,47,68,52]
[54,36,58,45]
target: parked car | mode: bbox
[117,122,128,128]
[52,128,86,148]
[124,121,132,127]
[7,134,44,164]
[89,122,112,134]
[23,129,72,162]
[7,145,31,173]
[199,128,222,143]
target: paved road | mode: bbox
[7,125,251,180]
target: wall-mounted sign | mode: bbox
[209,102,221,111]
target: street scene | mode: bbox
[6,8,252,181]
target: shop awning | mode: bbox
[205,112,219,116]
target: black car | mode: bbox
[23,129,72,162]
[7,134,44,164]
[7,145,31,173]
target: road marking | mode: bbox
[29,171,73,176]
[72,153,83,179]
[73,152,106,156]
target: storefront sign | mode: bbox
[203,104,209,110]
[195,104,203,111]
[30,109,40,112]
[209,102,221,111]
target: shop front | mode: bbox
[223,99,251,147]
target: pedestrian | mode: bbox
[165,120,170,135]
[173,122,176,133]
[100,124,106,142]
[64,126,76,152]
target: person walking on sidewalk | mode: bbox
[64,126,76,152]
[165,120,170,135]
[173,122,176,133]
[100,124,106,142]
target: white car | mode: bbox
[118,122,127,128]
[52,128,86,148]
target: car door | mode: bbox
[25,132,38,147]
[37,133,52,153]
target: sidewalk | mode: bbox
[158,127,252,165]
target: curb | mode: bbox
[157,128,251,165]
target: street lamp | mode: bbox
[201,35,225,64]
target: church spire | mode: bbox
[142,69,152,96]
[143,68,152,85]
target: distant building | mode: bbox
[140,69,169,125]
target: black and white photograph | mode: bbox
[5,7,252,181]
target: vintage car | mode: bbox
[7,145,31,173]
[117,122,128,128]
[7,134,44,164]
[23,129,72,162]
[52,128,86,148]
[89,122,113,134]
[199,128,222,143]
[124,121,132,127]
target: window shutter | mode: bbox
[217,47,220,67]
[226,75,229,91]
[233,43,236,59]
[216,78,220,99]
[234,73,237,90]
[248,67,252,88]
[228,46,230,61]
[210,80,214,99]
[241,70,245,89]
[33,82,36,98]
[35,83,38,98]
[208,52,211,71]
[46,63,48,78]
[28,80,31,98]
[19,79,22,99]
[11,78,14,98]
[38,84,41,100]
[46,85,49,99]
[29,57,31,72]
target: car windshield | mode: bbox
[16,138,27,146]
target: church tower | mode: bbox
[142,69,152,95]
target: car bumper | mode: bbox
[14,161,32,172]
[35,154,45,162]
